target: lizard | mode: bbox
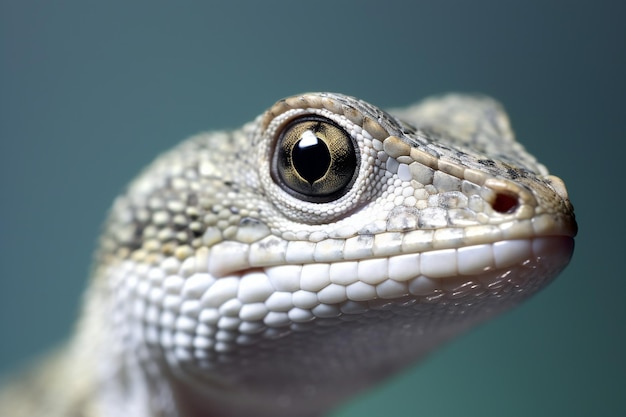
[0,92,577,417]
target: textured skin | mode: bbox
[0,93,576,417]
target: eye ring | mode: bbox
[270,115,359,203]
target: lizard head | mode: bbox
[91,93,576,416]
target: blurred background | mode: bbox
[1,1,624,416]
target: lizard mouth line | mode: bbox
[205,236,575,308]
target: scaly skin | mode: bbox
[0,93,576,417]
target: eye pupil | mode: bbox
[292,132,331,184]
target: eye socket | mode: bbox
[271,116,359,202]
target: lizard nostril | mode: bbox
[492,192,519,214]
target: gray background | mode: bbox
[1,1,624,416]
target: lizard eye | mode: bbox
[271,116,359,203]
